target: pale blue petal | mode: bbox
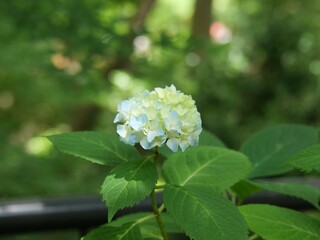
[165,111,182,131]
[113,114,120,123]
[129,115,141,130]
[129,114,147,131]
[164,118,170,130]
[140,137,152,150]
[114,113,125,123]
[127,134,139,145]
[168,111,179,124]
[147,131,157,142]
[119,100,132,112]
[138,114,147,124]
[116,125,127,138]
[167,138,179,152]
[179,141,189,152]
[189,135,199,146]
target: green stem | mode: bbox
[158,203,165,213]
[150,147,169,240]
[151,189,169,240]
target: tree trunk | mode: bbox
[192,0,213,40]
[132,0,156,33]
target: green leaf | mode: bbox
[101,158,158,221]
[162,146,251,192]
[251,180,320,209]
[108,212,182,239]
[108,213,162,239]
[239,204,320,240]
[164,185,248,240]
[83,212,182,240]
[198,129,226,148]
[159,129,225,158]
[290,144,320,173]
[47,131,140,166]
[82,222,143,240]
[240,124,319,178]
[231,180,261,204]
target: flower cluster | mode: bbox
[114,85,202,152]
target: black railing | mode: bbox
[1,177,319,236]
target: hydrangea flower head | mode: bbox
[114,85,202,152]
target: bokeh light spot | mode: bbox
[309,60,320,75]
[185,52,201,67]
[0,91,14,110]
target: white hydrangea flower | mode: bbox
[114,85,202,152]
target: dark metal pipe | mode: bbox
[0,194,161,235]
[1,177,319,235]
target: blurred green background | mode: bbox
[1,0,320,239]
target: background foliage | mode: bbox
[1,0,320,239]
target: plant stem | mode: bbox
[151,189,169,240]
[150,147,169,240]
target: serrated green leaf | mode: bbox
[164,185,248,240]
[83,212,182,240]
[47,131,140,166]
[162,146,251,192]
[290,144,320,173]
[108,212,182,239]
[108,212,162,239]
[82,222,143,240]
[239,204,320,240]
[241,124,318,178]
[251,180,320,210]
[108,213,152,227]
[160,129,225,158]
[109,212,182,233]
[101,158,158,221]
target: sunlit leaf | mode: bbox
[162,146,251,192]
[101,158,157,221]
[239,204,320,240]
[241,124,318,178]
[47,131,140,166]
[164,185,248,240]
